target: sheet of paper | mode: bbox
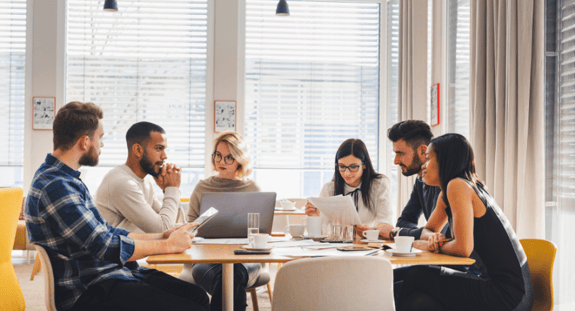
[306,196,362,225]
[272,246,380,257]
[193,238,248,245]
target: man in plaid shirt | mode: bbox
[25,101,209,311]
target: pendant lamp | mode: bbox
[276,0,289,16]
[104,0,118,12]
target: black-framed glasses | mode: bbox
[337,163,363,173]
[212,153,235,165]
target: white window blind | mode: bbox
[446,0,470,138]
[66,0,207,167]
[385,0,399,205]
[245,0,381,170]
[558,0,575,202]
[0,0,25,167]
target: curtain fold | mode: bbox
[396,0,427,216]
[469,0,544,238]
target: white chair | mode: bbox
[272,256,395,311]
[34,244,58,311]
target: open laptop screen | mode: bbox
[195,192,276,238]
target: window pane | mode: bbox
[446,0,470,138]
[0,0,26,180]
[66,0,207,168]
[245,0,381,171]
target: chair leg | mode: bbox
[30,253,42,280]
[27,250,30,264]
[247,288,259,311]
[266,282,273,304]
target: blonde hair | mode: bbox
[212,132,253,178]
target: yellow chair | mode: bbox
[0,187,26,311]
[520,238,557,311]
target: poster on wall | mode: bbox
[33,97,56,130]
[430,83,440,127]
[214,100,236,133]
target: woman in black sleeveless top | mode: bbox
[395,134,532,311]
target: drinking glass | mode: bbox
[247,213,260,241]
[331,211,343,241]
[342,210,354,242]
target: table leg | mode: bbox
[222,263,234,311]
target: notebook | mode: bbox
[195,192,276,238]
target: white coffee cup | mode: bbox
[394,236,415,253]
[249,233,269,249]
[285,224,305,237]
[302,216,322,237]
[280,200,296,209]
[362,230,379,241]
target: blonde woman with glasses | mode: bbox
[304,138,394,239]
[179,132,261,311]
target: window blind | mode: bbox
[558,0,575,202]
[446,0,470,138]
[0,0,26,167]
[66,0,207,167]
[245,0,381,170]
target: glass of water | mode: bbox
[247,213,260,241]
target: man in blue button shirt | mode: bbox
[25,101,209,311]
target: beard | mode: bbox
[79,144,99,167]
[400,156,424,177]
[140,151,163,177]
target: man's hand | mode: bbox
[165,223,196,253]
[154,163,182,190]
[304,201,320,216]
[162,222,198,239]
[353,224,375,237]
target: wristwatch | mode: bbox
[389,227,402,240]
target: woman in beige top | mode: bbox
[179,132,261,311]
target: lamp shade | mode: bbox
[276,0,289,16]
[104,0,118,12]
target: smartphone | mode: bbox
[189,207,219,235]
[234,250,271,255]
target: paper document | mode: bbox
[193,238,248,245]
[273,246,380,257]
[307,196,362,225]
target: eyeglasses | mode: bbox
[212,153,235,165]
[337,163,363,173]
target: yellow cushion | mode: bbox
[13,221,27,250]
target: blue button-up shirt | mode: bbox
[26,154,146,310]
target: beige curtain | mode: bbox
[469,0,544,238]
[396,0,427,215]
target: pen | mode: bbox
[365,250,380,256]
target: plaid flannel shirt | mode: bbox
[25,154,146,310]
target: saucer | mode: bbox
[241,245,274,251]
[360,239,387,243]
[385,249,422,257]
[275,207,296,211]
[301,234,328,241]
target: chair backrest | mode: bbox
[0,187,26,311]
[34,244,58,311]
[272,256,395,311]
[520,239,557,311]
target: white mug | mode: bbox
[249,233,269,248]
[302,216,322,237]
[285,224,305,237]
[362,230,379,241]
[394,236,415,253]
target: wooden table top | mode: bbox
[146,243,476,266]
[273,208,306,216]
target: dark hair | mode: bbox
[53,101,103,151]
[333,139,382,212]
[430,133,483,208]
[126,122,166,150]
[387,120,433,150]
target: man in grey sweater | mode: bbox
[95,122,185,233]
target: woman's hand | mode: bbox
[413,240,431,251]
[304,201,320,216]
[427,232,446,253]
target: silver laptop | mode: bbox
[195,192,276,238]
